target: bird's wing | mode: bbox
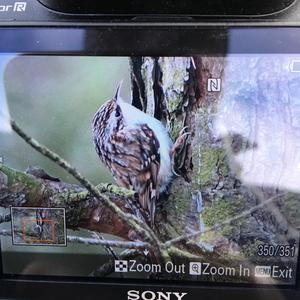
[109,124,161,221]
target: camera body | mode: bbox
[0,1,300,300]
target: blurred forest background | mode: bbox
[0,56,131,184]
[0,56,131,276]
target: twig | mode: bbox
[167,246,201,260]
[68,235,150,250]
[91,231,119,260]
[90,231,124,278]
[10,119,159,248]
[90,249,140,277]
[164,192,286,247]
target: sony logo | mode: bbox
[128,290,187,300]
[0,2,27,12]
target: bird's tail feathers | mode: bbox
[138,184,158,227]
[139,189,149,211]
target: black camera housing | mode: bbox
[37,0,295,16]
[0,1,300,300]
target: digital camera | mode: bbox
[0,1,299,299]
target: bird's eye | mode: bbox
[115,108,121,117]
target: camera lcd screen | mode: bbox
[0,54,299,287]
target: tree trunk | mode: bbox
[129,56,226,245]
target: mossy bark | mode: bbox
[0,163,135,239]
[130,57,226,241]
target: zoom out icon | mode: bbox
[114,260,128,273]
[207,78,221,92]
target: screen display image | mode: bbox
[0,55,299,286]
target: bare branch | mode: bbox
[91,231,120,260]
[68,235,150,250]
[0,230,150,250]
[10,119,160,249]
[167,246,201,260]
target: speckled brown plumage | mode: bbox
[92,83,169,226]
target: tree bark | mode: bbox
[130,56,226,243]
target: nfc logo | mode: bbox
[207,78,221,92]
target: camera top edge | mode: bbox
[0,0,298,24]
[37,0,296,16]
